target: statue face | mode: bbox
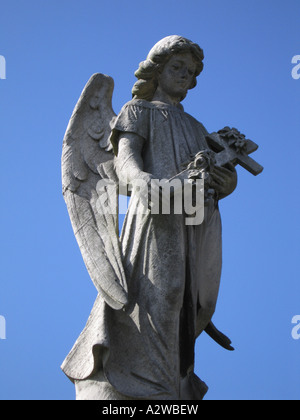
[157,53,197,101]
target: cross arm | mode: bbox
[206,127,264,176]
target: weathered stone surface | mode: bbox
[61,35,263,400]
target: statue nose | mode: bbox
[180,68,189,80]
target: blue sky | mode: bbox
[0,0,299,400]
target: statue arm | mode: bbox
[116,132,153,185]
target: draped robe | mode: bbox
[61,99,222,400]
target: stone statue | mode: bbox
[61,35,263,400]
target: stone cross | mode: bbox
[206,127,264,176]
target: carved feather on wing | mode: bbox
[62,73,128,310]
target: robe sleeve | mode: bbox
[110,101,150,156]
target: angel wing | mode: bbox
[62,73,128,310]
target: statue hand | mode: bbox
[209,163,237,199]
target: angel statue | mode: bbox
[61,35,263,400]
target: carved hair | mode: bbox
[132,35,204,101]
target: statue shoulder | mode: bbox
[118,98,154,112]
[184,111,209,136]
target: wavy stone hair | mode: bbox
[132,35,204,101]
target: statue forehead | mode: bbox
[165,53,196,66]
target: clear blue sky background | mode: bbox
[0,0,299,400]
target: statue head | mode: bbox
[132,35,204,102]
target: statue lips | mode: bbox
[175,80,189,95]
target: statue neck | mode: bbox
[152,86,184,106]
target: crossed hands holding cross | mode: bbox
[186,149,238,200]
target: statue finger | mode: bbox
[213,165,233,176]
[210,171,225,186]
